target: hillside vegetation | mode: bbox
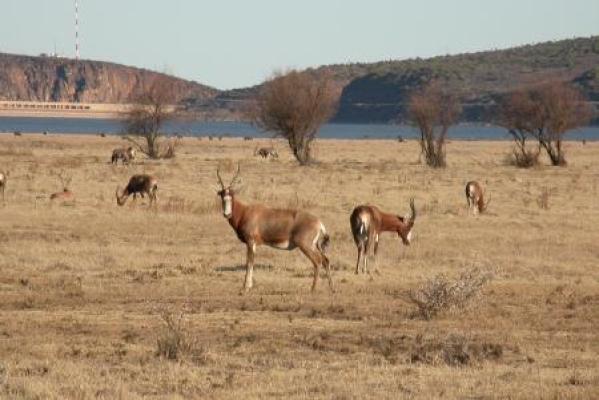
[217,36,599,123]
[1,36,598,123]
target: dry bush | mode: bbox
[408,81,461,168]
[122,75,178,159]
[504,146,540,168]
[155,303,197,361]
[408,267,494,320]
[499,82,592,166]
[536,187,555,209]
[250,70,338,165]
[161,138,180,159]
[161,196,197,214]
[410,333,503,366]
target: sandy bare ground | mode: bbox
[0,133,598,399]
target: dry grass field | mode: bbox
[0,133,598,399]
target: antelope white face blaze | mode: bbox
[407,230,413,243]
[223,194,233,218]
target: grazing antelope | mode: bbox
[216,165,332,292]
[350,199,416,275]
[0,171,8,203]
[465,181,491,214]
[111,147,136,165]
[115,174,158,206]
[254,147,279,160]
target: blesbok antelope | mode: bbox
[115,174,158,206]
[254,147,279,160]
[350,199,416,274]
[465,181,491,214]
[111,147,136,165]
[216,165,332,292]
[0,171,8,203]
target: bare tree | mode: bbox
[250,70,338,165]
[121,76,177,159]
[499,91,541,168]
[408,82,461,168]
[500,82,592,166]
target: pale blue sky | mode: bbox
[1,1,598,89]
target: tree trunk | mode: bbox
[541,139,567,166]
[292,138,312,165]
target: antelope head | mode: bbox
[398,198,416,245]
[216,164,242,218]
[115,186,127,206]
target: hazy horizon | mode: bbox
[1,0,598,90]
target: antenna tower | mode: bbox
[74,0,80,60]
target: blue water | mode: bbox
[0,116,598,140]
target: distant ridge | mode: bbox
[0,53,218,105]
[1,35,598,123]
[213,36,599,123]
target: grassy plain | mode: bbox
[0,133,598,399]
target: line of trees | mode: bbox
[121,70,594,168]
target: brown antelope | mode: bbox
[465,181,491,214]
[50,189,75,203]
[216,165,332,293]
[111,147,136,165]
[254,147,279,160]
[0,171,8,203]
[116,174,158,206]
[350,199,416,274]
[49,170,75,204]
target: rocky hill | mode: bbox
[0,53,218,104]
[214,36,599,123]
[1,36,598,123]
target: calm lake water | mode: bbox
[0,116,598,140]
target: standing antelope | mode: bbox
[216,165,332,293]
[350,199,416,275]
[115,174,158,206]
[465,181,491,214]
[111,147,136,165]
[0,171,8,203]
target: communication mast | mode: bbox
[74,0,80,60]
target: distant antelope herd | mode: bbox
[0,144,493,292]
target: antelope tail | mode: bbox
[320,233,330,253]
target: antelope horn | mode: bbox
[216,166,226,190]
[408,198,416,227]
[229,163,242,188]
[115,186,127,206]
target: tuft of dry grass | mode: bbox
[407,267,494,320]
[155,302,199,361]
